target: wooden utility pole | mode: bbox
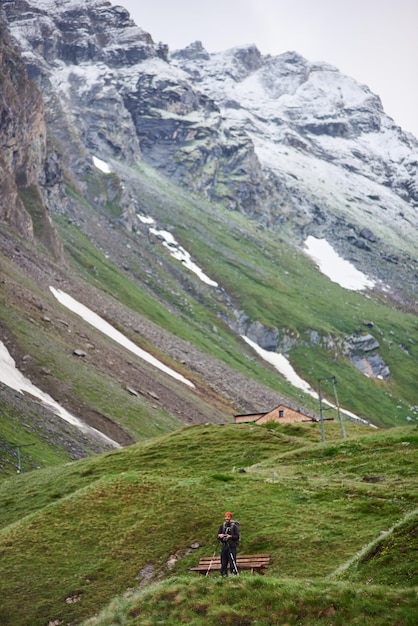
[317,376,346,441]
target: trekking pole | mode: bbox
[205,547,218,577]
[228,544,239,576]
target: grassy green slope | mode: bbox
[83,577,417,626]
[61,162,418,428]
[0,422,416,626]
[1,157,417,480]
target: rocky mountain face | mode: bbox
[0,9,63,258]
[5,0,417,301]
[0,0,417,463]
[171,43,418,294]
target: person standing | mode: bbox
[217,511,239,576]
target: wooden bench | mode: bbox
[190,553,271,576]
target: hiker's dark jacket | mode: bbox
[217,521,239,546]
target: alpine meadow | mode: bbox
[0,1,417,625]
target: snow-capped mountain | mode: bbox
[171,42,418,263]
[1,0,417,457]
[5,0,417,302]
[142,40,418,265]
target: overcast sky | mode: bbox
[117,0,418,139]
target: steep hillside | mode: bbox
[0,422,416,625]
[0,0,417,469]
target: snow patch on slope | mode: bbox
[50,287,195,388]
[242,336,372,426]
[304,236,375,290]
[0,342,120,448]
[138,214,218,287]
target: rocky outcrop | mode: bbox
[343,334,390,380]
[4,0,167,68]
[244,320,279,352]
[3,0,159,173]
[232,312,391,381]
[170,41,210,62]
[0,10,64,259]
[0,12,38,239]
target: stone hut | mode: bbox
[234,404,316,425]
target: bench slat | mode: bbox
[190,554,271,575]
[190,563,268,572]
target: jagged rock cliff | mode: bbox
[0,12,40,238]
[3,0,279,219]
[0,10,63,258]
